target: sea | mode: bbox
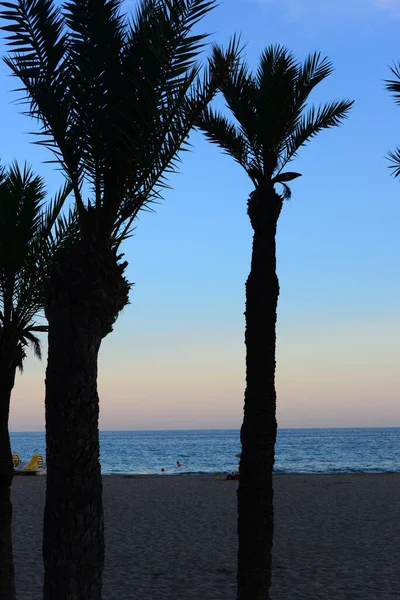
[9,428,400,475]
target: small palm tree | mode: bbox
[0,162,71,600]
[197,45,353,600]
[0,1,239,597]
[386,62,400,177]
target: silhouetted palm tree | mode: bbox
[0,1,238,597]
[386,62,400,177]
[0,162,70,600]
[197,45,353,600]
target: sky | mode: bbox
[3,0,400,431]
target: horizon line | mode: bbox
[9,425,400,434]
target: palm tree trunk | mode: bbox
[236,188,282,600]
[43,238,129,600]
[0,361,17,600]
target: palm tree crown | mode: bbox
[197,44,353,199]
[1,0,238,244]
[0,162,71,370]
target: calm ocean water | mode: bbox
[9,428,400,475]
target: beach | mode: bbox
[11,473,400,599]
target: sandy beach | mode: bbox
[11,473,400,599]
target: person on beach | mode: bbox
[177,461,182,468]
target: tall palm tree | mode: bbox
[386,62,400,177]
[0,162,71,600]
[0,1,239,597]
[197,45,353,600]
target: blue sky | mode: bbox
[5,0,400,430]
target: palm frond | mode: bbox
[256,44,298,93]
[0,159,73,371]
[1,0,237,246]
[274,52,334,162]
[0,162,46,321]
[100,0,225,236]
[39,178,73,240]
[218,52,260,153]
[1,0,84,213]
[7,161,46,242]
[67,0,220,235]
[131,0,217,82]
[61,0,126,214]
[15,344,26,372]
[271,171,301,200]
[294,52,333,112]
[279,183,292,200]
[280,99,354,169]
[1,0,67,84]
[34,197,80,298]
[196,106,250,169]
[385,62,400,106]
[385,63,400,178]
[110,34,241,245]
[387,147,400,178]
[20,330,42,359]
[255,45,300,170]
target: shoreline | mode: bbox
[113,471,400,479]
[15,470,400,477]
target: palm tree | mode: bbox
[0,162,71,600]
[385,62,400,177]
[0,1,239,597]
[197,45,353,600]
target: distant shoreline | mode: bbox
[114,471,400,478]
[9,426,400,433]
[107,471,400,477]
[14,471,400,478]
